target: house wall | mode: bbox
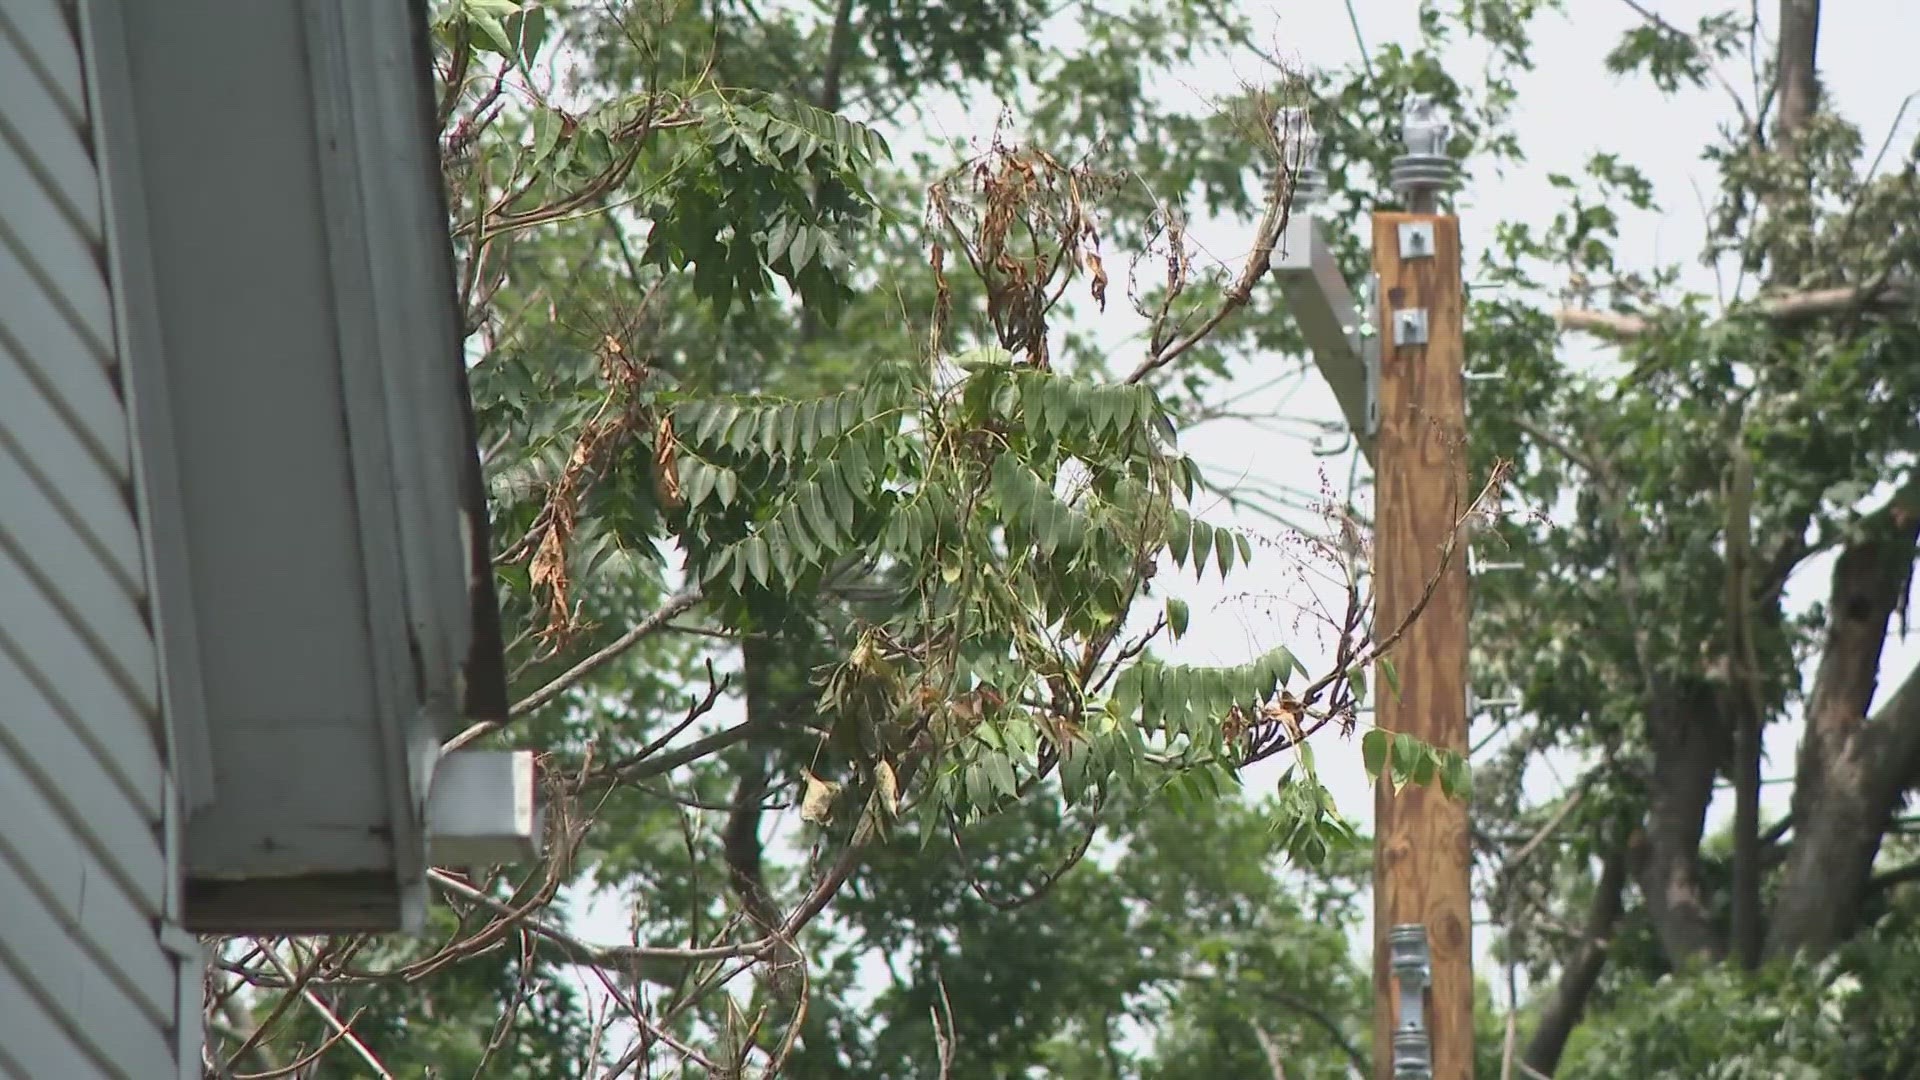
[0,1,196,1077]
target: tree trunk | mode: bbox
[726,636,803,989]
[1522,849,1628,1077]
[1772,0,1823,145]
[1633,680,1727,966]
[1766,495,1920,958]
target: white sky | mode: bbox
[560,0,1920,1055]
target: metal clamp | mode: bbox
[1348,273,1383,438]
[1397,221,1435,259]
[1390,925,1433,1080]
[1393,308,1430,346]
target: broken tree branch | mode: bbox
[1556,280,1914,339]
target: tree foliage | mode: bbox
[205,1,1920,1077]
[209,0,1475,1076]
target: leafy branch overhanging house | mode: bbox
[1,1,537,1075]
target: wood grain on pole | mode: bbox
[1370,211,1472,1080]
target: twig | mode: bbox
[1126,141,1295,384]
[1613,0,1756,134]
[1250,1020,1290,1080]
[259,948,393,1080]
[1506,786,1588,872]
[233,1016,359,1080]
[429,868,770,966]
[930,977,958,1079]
[446,586,704,751]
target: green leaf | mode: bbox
[687,461,718,509]
[726,411,757,453]
[1167,511,1192,567]
[744,536,771,585]
[1362,728,1390,783]
[777,405,800,455]
[1346,665,1367,705]
[824,466,857,533]
[468,12,516,54]
[531,108,564,164]
[784,507,821,564]
[1214,527,1236,575]
[1379,656,1401,699]
[802,483,838,546]
[696,403,737,445]
[1439,751,1472,802]
[1391,732,1423,791]
[1191,520,1215,579]
[798,399,824,452]
[986,754,1018,799]
[1166,597,1190,639]
[1411,746,1438,788]
[1110,667,1142,721]
[713,468,739,508]
[1091,389,1119,436]
[791,226,817,271]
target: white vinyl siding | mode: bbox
[0,1,190,1076]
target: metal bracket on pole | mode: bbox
[1397,221,1436,259]
[1467,687,1520,717]
[1273,107,1378,465]
[1467,546,1524,576]
[1354,272,1381,439]
[1390,925,1433,1080]
[1393,308,1430,347]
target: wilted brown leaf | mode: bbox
[651,412,682,510]
[799,771,842,825]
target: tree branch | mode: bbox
[445,587,704,751]
[1554,280,1913,339]
[1126,149,1295,384]
[1868,854,1920,894]
[1768,478,1920,959]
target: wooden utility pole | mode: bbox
[1370,102,1473,1080]
[1272,96,1474,1080]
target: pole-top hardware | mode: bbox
[1467,546,1524,576]
[1391,94,1458,210]
[1275,106,1326,210]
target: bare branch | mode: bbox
[1127,146,1294,384]
[260,948,393,1080]
[1555,279,1914,339]
[446,586,705,751]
